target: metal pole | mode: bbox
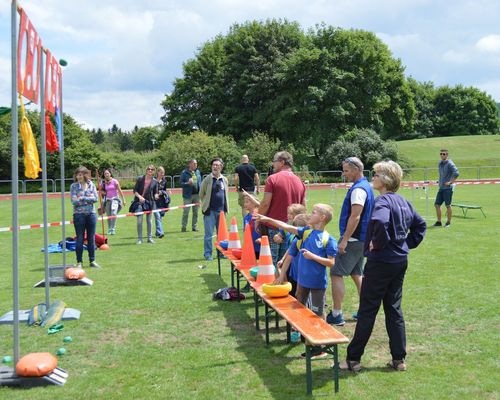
[40,49,50,308]
[59,68,67,266]
[11,0,20,365]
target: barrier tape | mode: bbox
[0,203,199,233]
[331,179,500,189]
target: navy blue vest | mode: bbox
[339,177,374,242]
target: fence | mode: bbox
[0,166,499,194]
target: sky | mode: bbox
[1,0,499,131]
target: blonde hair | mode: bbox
[293,213,310,227]
[313,203,333,224]
[73,166,90,181]
[287,203,307,218]
[373,160,403,192]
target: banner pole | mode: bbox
[40,49,50,308]
[10,0,20,365]
[60,63,67,267]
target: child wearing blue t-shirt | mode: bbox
[256,203,337,358]
[242,194,261,257]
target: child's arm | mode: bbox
[254,213,298,235]
[300,250,335,268]
[241,189,260,206]
[274,254,292,284]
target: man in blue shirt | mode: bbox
[180,159,202,232]
[200,158,229,261]
[434,149,459,228]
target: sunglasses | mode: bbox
[440,153,448,156]
[147,168,155,171]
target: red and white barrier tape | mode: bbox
[0,203,199,233]
[331,179,500,189]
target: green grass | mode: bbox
[397,135,500,168]
[0,186,499,399]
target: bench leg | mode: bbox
[480,208,486,218]
[265,303,270,345]
[275,311,279,329]
[254,290,260,331]
[217,249,221,276]
[305,345,312,395]
[236,270,241,302]
[230,263,235,287]
[286,322,291,343]
[333,344,339,393]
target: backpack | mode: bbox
[212,287,246,301]
[296,229,329,250]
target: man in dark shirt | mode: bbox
[234,155,260,217]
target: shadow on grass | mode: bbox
[199,269,353,398]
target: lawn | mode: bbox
[0,185,499,399]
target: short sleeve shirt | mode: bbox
[295,227,337,289]
[235,163,257,191]
[264,170,306,223]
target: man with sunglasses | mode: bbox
[200,158,229,261]
[434,149,459,227]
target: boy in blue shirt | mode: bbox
[256,203,337,358]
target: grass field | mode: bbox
[0,185,499,399]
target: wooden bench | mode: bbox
[451,203,486,218]
[215,245,349,395]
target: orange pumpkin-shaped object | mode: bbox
[64,267,86,280]
[16,352,58,377]
[232,248,242,259]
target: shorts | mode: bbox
[435,188,453,206]
[295,285,326,317]
[331,239,365,277]
[238,188,255,207]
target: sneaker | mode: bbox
[75,262,83,268]
[107,229,112,235]
[290,331,301,343]
[89,261,101,268]
[181,228,187,232]
[147,238,155,244]
[433,221,442,227]
[136,239,143,245]
[444,221,451,228]
[110,229,116,235]
[157,233,164,238]
[192,228,199,232]
[301,347,328,359]
[339,360,362,372]
[387,359,407,371]
[205,255,213,261]
[326,311,345,326]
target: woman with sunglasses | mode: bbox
[341,160,426,373]
[70,166,101,268]
[132,165,159,244]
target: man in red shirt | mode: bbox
[258,151,306,263]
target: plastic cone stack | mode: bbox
[227,217,241,250]
[256,236,275,284]
[240,223,257,268]
[216,211,229,244]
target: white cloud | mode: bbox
[476,79,500,101]
[65,89,165,131]
[442,49,470,64]
[476,35,500,53]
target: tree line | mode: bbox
[0,19,498,182]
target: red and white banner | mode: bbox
[0,203,199,233]
[44,49,62,114]
[17,7,42,103]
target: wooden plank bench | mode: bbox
[215,245,350,395]
[451,203,486,218]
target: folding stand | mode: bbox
[33,264,93,287]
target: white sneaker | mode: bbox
[136,239,142,245]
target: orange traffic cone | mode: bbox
[227,216,241,250]
[256,235,275,284]
[216,211,229,244]
[240,223,257,268]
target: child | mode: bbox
[242,193,261,259]
[273,203,307,258]
[256,203,337,359]
[274,213,309,298]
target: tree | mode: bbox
[406,78,436,139]
[162,19,306,140]
[132,126,161,152]
[321,128,399,171]
[433,85,499,136]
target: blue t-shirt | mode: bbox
[209,177,226,212]
[243,213,261,253]
[287,237,300,281]
[293,227,337,289]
